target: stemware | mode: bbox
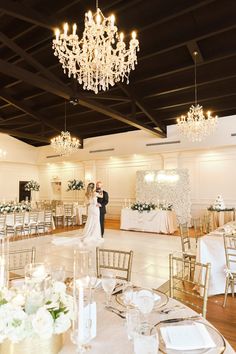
[122,282,134,308]
[88,269,98,302]
[101,271,116,306]
[135,290,155,324]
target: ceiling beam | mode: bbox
[118,83,165,133]
[0,59,164,137]
[0,128,49,143]
[0,32,63,85]
[0,0,56,29]
[0,89,60,132]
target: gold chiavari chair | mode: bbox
[223,233,236,307]
[179,222,196,256]
[55,205,64,227]
[96,247,133,282]
[191,217,203,246]
[0,215,6,237]
[7,213,25,240]
[24,211,39,237]
[38,210,53,234]
[169,253,211,318]
[9,247,36,280]
[64,204,76,227]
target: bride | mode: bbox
[52,182,103,247]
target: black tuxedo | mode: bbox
[97,190,109,236]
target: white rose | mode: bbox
[11,293,25,307]
[4,306,27,343]
[32,308,53,339]
[54,313,71,334]
[52,281,66,295]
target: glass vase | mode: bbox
[0,233,9,289]
[71,249,93,353]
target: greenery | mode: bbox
[0,202,31,214]
[207,205,235,212]
[130,201,173,212]
[24,180,40,191]
[67,179,84,191]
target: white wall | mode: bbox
[1,115,236,219]
[0,134,38,201]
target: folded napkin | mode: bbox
[160,323,216,350]
[132,290,161,305]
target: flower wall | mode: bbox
[136,169,191,223]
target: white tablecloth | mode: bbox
[60,289,234,353]
[120,208,177,234]
[197,222,236,296]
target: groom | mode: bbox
[96,181,109,237]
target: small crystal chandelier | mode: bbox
[52,0,139,94]
[50,101,80,156]
[177,52,218,142]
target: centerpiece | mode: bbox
[0,280,73,354]
[130,202,173,213]
[67,179,84,191]
[0,202,31,214]
[25,180,40,203]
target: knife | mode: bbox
[154,315,201,327]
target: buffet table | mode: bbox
[120,208,177,234]
[60,288,234,353]
[197,221,236,296]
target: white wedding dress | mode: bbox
[52,194,103,248]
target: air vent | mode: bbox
[46,154,61,158]
[146,140,180,147]
[231,133,236,136]
[89,148,115,153]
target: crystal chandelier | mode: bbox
[50,101,80,156]
[52,0,139,94]
[177,52,218,142]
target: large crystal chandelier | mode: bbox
[52,0,139,94]
[177,52,218,142]
[50,101,80,156]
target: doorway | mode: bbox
[19,181,31,202]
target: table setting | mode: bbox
[0,246,233,354]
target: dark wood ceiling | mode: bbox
[0,0,235,146]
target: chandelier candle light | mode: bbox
[177,51,218,142]
[50,101,80,156]
[52,0,139,94]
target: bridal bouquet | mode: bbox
[67,179,84,191]
[131,202,156,213]
[24,180,40,191]
[0,281,73,343]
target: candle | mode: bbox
[78,285,84,342]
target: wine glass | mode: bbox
[135,290,155,324]
[101,271,116,306]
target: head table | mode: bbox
[120,208,177,235]
[60,288,234,353]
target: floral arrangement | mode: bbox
[131,202,156,213]
[0,203,31,214]
[67,179,84,191]
[159,202,173,211]
[24,180,40,192]
[0,281,73,343]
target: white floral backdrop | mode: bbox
[136,169,191,223]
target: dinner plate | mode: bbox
[156,319,226,354]
[115,286,169,309]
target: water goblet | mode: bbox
[101,271,116,306]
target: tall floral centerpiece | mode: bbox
[67,179,84,203]
[24,180,40,202]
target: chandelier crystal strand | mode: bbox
[52,7,139,94]
[50,101,80,156]
[177,52,218,142]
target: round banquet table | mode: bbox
[59,288,234,354]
